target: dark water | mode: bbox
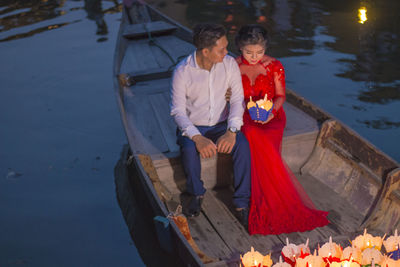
[0,0,399,266]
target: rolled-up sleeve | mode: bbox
[170,67,201,139]
[227,58,245,130]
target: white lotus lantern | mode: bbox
[295,250,325,267]
[361,248,383,266]
[272,256,292,267]
[342,246,362,264]
[318,236,343,262]
[241,247,264,267]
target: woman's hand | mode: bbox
[225,87,232,101]
[254,113,274,124]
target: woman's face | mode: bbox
[241,44,265,64]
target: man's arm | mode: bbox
[170,67,217,158]
[170,68,201,139]
[227,57,245,130]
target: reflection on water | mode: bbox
[0,0,121,42]
[148,0,400,161]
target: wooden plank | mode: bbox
[123,89,169,154]
[123,21,177,39]
[149,93,180,153]
[120,39,160,74]
[128,67,172,84]
[156,35,195,63]
[296,173,364,234]
[202,190,284,258]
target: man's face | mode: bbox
[205,35,228,63]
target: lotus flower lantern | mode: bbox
[361,248,383,266]
[342,246,363,264]
[318,236,343,264]
[241,247,264,267]
[384,229,400,260]
[352,229,385,251]
[272,256,291,267]
[295,250,325,267]
[379,255,398,267]
[262,253,273,267]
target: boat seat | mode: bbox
[123,20,177,39]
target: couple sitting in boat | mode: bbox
[170,23,329,235]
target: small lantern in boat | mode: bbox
[272,256,291,267]
[295,250,325,267]
[318,236,343,263]
[247,94,273,122]
[282,238,311,266]
[262,252,273,267]
[330,258,361,267]
[352,229,384,251]
[383,229,400,260]
[361,248,383,266]
[342,246,362,264]
[379,255,398,267]
[241,247,264,267]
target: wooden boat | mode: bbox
[113,1,400,266]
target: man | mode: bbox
[170,23,251,227]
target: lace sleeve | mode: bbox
[272,61,286,113]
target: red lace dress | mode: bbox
[237,55,329,235]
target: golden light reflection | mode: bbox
[358,7,367,24]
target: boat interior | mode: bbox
[115,2,400,265]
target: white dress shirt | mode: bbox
[170,51,245,139]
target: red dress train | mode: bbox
[237,56,329,235]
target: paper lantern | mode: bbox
[263,253,273,267]
[361,248,383,266]
[318,236,343,263]
[330,259,361,267]
[380,255,398,267]
[295,250,325,267]
[384,230,400,256]
[272,256,292,267]
[282,238,300,266]
[352,229,385,251]
[342,246,363,264]
[241,247,264,267]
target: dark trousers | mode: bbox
[177,122,251,209]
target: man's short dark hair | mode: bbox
[193,23,227,50]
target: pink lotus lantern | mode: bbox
[342,246,363,264]
[383,229,400,260]
[318,236,343,264]
[361,248,383,266]
[282,238,311,266]
[272,256,292,267]
[352,229,385,251]
[241,247,264,267]
[295,250,325,267]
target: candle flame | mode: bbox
[358,7,367,24]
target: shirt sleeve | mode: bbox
[227,57,245,130]
[170,67,201,139]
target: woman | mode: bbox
[235,24,329,235]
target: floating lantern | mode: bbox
[241,247,264,267]
[361,248,383,266]
[295,250,325,267]
[352,229,385,251]
[330,259,361,267]
[262,253,273,267]
[282,238,300,266]
[380,255,398,267]
[342,246,363,264]
[272,256,292,267]
[384,230,400,259]
[318,236,343,264]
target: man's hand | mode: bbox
[192,135,217,158]
[225,87,232,102]
[216,131,236,154]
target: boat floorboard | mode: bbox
[164,170,364,264]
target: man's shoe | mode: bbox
[237,207,249,229]
[183,195,204,218]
